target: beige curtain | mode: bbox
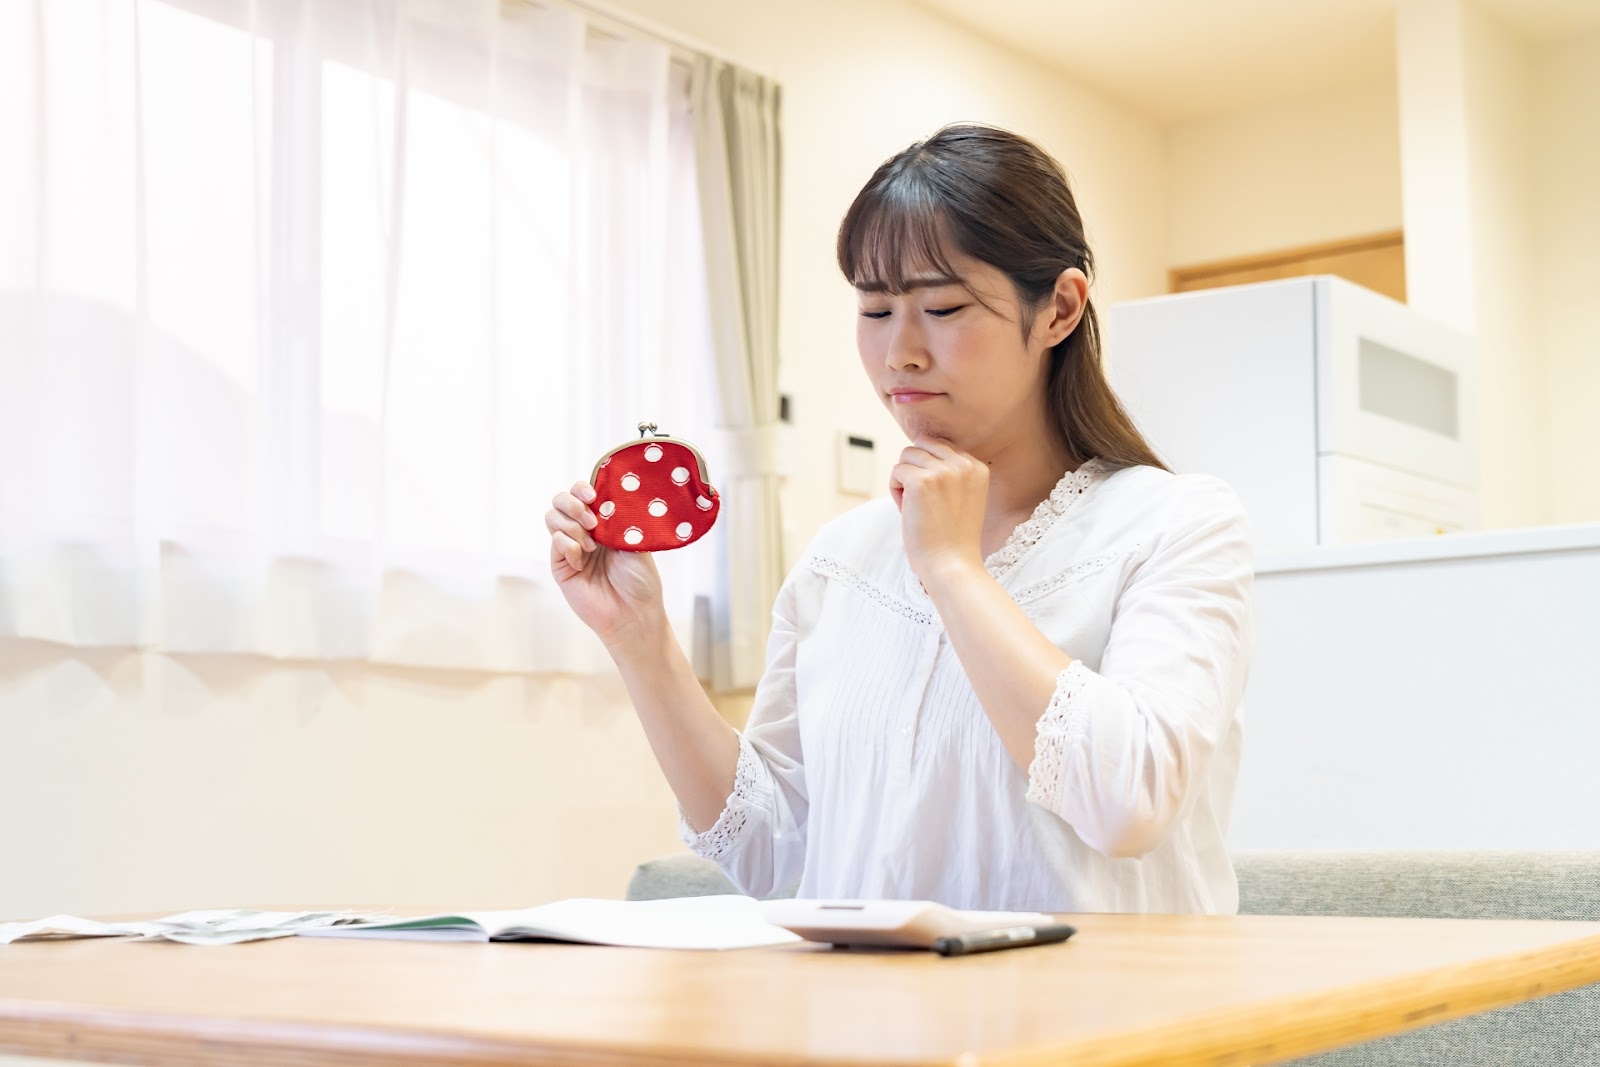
[690,57,785,691]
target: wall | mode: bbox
[1396,0,1553,530]
[1460,2,1549,528]
[1534,31,1600,526]
[1396,0,1477,333]
[1393,0,1555,530]
[0,0,1167,920]
[0,643,689,917]
[1165,79,1403,269]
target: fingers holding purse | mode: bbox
[546,480,667,645]
[547,481,600,573]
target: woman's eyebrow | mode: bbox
[855,274,963,294]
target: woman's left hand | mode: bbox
[890,437,989,585]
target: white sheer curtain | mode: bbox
[0,0,718,673]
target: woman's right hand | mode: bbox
[546,481,667,648]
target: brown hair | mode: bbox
[836,123,1168,473]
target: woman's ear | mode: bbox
[1035,267,1088,348]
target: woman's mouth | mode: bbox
[889,389,943,404]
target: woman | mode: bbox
[545,124,1253,913]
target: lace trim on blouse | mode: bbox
[679,734,765,861]
[1013,545,1139,608]
[984,459,1112,578]
[806,554,937,626]
[1025,661,1095,812]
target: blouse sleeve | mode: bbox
[1024,475,1255,858]
[677,570,809,898]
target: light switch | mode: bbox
[837,433,876,497]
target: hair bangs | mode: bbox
[836,176,962,295]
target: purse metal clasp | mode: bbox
[638,421,660,438]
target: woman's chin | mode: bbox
[898,412,954,444]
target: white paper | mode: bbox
[301,895,803,950]
[496,896,803,949]
[1,915,132,945]
[1,910,389,946]
[142,911,392,945]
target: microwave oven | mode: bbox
[1107,276,1478,554]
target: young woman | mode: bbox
[545,124,1254,914]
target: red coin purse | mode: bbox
[589,423,721,552]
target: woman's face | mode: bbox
[855,248,1062,457]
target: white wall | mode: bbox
[1165,79,1403,268]
[0,644,689,917]
[0,0,1168,920]
[1460,2,1550,528]
[1534,31,1600,526]
[1396,0,1477,333]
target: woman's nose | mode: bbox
[885,318,928,371]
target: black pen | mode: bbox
[931,922,1077,957]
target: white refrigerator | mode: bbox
[1106,276,1478,555]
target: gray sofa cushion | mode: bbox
[1235,850,1600,922]
[626,853,798,901]
[627,850,1600,1066]
[1234,851,1600,1067]
[626,853,744,900]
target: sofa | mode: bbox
[626,850,1600,1066]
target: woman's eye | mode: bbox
[859,310,891,319]
[927,305,965,318]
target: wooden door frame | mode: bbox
[1169,230,1404,293]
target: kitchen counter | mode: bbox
[1232,518,1600,852]
[1256,522,1600,575]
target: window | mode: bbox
[0,0,718,673]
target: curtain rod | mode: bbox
[528,0,778,82]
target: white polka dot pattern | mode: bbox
[675,522,693,541]
[648,498,668,517]
[620,473,640,492]
[644,444,663,462]
[598,501,616,518]
[671,466,690,485]
[623,527,644,546]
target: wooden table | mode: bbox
[3,912,1599,1066]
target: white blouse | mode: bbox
[680,459,1255,914]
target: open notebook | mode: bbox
[296,895,801,951]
